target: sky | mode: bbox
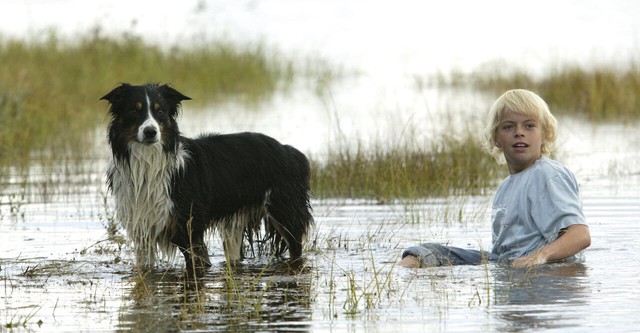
[1,0,639,75]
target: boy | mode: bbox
[400,89,591,268]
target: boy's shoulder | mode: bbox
[529,157,577,183]
[534,157,565,172]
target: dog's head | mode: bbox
[101,83,191,153]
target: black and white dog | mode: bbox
[101,83,313,273]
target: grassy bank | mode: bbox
[0,30,294,166]
[310,133,505,200]
[437,61,640,121]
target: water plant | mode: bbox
[435,60,640,121]
[3,306,41,330]
[310,132,504,200]
[0,29,295,168]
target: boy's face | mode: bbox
[495,112,544,174]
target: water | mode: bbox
[2,177,640,332]
[2,1,640,332]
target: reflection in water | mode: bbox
[491,263,589,332]
[117,260,312,333]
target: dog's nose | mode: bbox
[143,127,158,139]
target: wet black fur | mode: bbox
[101,83,313,273]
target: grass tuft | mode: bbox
[310,132,504,199]
[436,60,640,121]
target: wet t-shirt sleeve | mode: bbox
[530,172,587,243]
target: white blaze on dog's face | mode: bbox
[137,93,162,145]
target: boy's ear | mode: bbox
[157,84,191,108]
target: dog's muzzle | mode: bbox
[138,125,160,144]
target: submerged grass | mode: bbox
[437,61,640,122]
[0,29,294,168]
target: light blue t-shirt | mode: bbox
[491,157,587,261]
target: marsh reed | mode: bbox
[310,133,504,200]
[4,29,633,199]
[437,61,640,121]
[0,30,294,167]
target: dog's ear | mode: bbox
[157,84,191,108]
[100,83,132,104]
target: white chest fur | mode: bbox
[108,143,188,267]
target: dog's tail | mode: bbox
[264,145,314,258]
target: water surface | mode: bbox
[2,153,639,332]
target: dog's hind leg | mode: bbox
[265,188,313,259]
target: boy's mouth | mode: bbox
[512,142,529,151]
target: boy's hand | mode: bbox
[511,252,546,268]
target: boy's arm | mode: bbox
[511,224,591,268]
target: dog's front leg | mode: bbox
[180,243,212,276]
[171,222,212,276]
[221,216,246,263]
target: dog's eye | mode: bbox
[157,109,164,115]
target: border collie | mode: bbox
[101,83,313,274]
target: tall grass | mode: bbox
[0,29,294,167]
[310,132,504,199]
[437,61,640,121]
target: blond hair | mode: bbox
[483,89,558,164]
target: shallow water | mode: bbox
[1,153,640,332]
